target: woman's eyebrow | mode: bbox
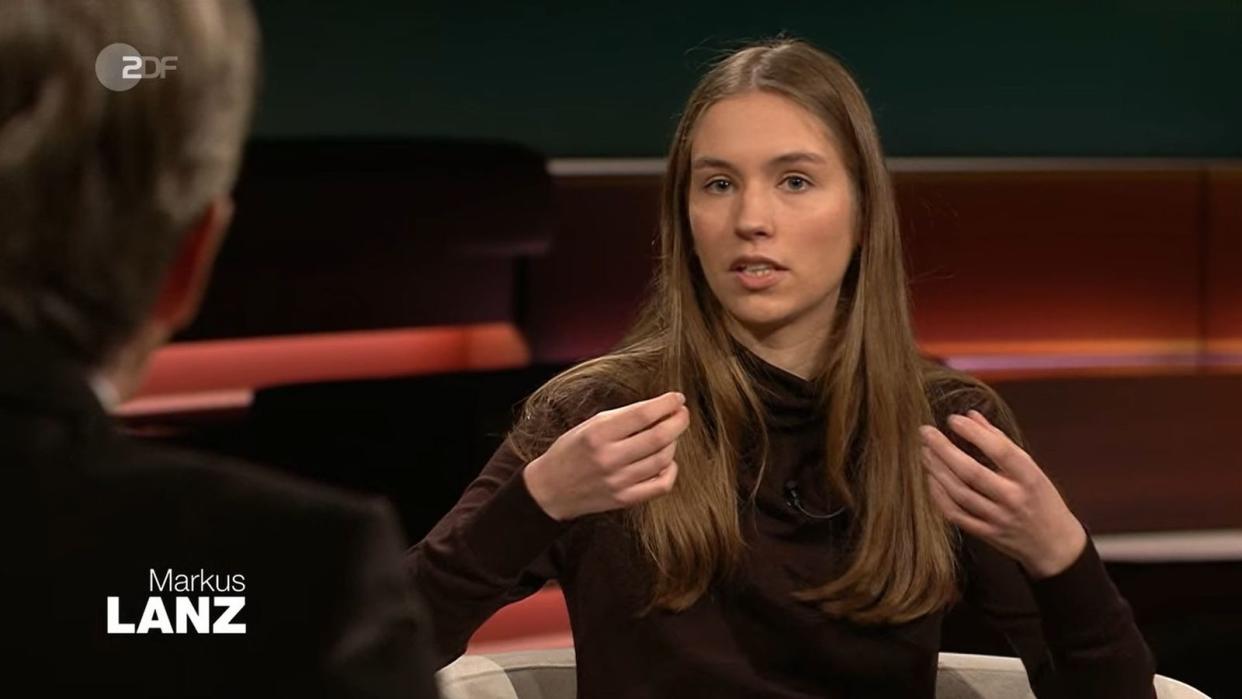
[691,156,734,170]
[768,151,828,167]
[690,151,829,171]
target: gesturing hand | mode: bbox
[919,410,1087,579]
[523,392,690,522]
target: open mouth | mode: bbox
[735,263,777,277]
[729,258,787,290]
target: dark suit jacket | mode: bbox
[1,328,439,698]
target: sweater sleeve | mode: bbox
[940,376,1157,697]
[959,533,1156,698]
[405,437,571,668]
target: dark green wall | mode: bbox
[251,1,1242,157]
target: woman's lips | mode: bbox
[732,265,786,291]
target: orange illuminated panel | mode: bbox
[900,170,1202,347]
[923,338,1205,380]
[1206,167,1242,359]
[119,323,530,416]
[1203,339,1242,375]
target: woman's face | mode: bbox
[687,90,857,347]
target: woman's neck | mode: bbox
[727,319,830,380]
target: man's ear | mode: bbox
[148,195,234,333]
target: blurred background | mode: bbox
[118,2,1240,696]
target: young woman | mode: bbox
[409,39,1155,698]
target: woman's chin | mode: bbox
[724,308,796,336]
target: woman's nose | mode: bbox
[734,187,773,240]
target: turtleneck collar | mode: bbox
[732,340,823,430]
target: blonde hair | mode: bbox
[0,0,259,365]
[513,39,1006,624]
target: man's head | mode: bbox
[0,0,258,396]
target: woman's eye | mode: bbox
[706,178,732,193]
[782,175,811,191]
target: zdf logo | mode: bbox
[95,43,177,92]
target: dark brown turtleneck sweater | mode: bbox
[408,353,1156,697]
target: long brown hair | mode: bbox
[512,39,995,624]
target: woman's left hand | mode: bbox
[919,410,1087,579]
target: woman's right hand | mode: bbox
[522,392,690,521]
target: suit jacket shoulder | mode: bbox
[27,429,437,696]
